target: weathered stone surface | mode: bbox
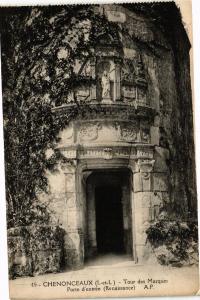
[64,231,84,269]
[66,209,78,230]
[47,169,66,194]
[66,192,76,208]
[152,173,168,192]
[150,126,160,145]
[65,174,76,193]
[134,172,142,192]
[153,146,170,172]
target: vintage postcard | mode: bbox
[0,0,199,299]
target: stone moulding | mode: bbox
[51,102,156,120]
[57,144,154,161]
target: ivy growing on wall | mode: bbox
[146,212,198,266]
[1,5,120,228]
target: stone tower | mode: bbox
[42,4,196,268]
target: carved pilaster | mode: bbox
[86,183,97,258]
[136,159,155,173]
[134,159,155,192]
[90,84,96,101]
[90,58,96,101]
[114,63,121,101]
[62,160,84,269]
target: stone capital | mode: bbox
[136,159,155,174]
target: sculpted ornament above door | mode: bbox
[120,126,137,142]
[79,123,101,141]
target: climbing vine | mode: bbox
[1,5,120,228]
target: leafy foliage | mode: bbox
[146,218,198,266]
[8,225,65,278]
[1,6,119,227]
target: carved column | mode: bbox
[133,158,155,263]
[122,185,132,255]
[90,58,96,101]
[86,183,97,258]
[114,59,121,101]
[63,160,84,269]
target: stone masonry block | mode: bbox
[66,192,76,208]
[141,174,151,191]
[65,174,76,193]
[153,146,170,172]
[153,173,169,192]
[66,209,78,230]
[134,172,142,192]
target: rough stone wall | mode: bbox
[169,17,196,217]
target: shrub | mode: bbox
[8,225,65,279]
[146,219,198,266]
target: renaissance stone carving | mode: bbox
[60,149,77,160]
[137,87,147,104]
[79,147,133,160]
[123,86,136,102]
[122,59,136,83]
[137,159,155,174]
[79,123,101,141]
[101,70,111,98]
[120,125,137,141]
[102,148,113,160]
[141,127,150,142]
[136,55,146,83]
[137,148,153,159]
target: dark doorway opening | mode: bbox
[95,186,125,254]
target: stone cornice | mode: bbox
[52,102,156,121]
[56,143,155,161]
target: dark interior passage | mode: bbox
[95,186,125,254]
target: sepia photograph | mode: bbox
[0,0,199,298]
